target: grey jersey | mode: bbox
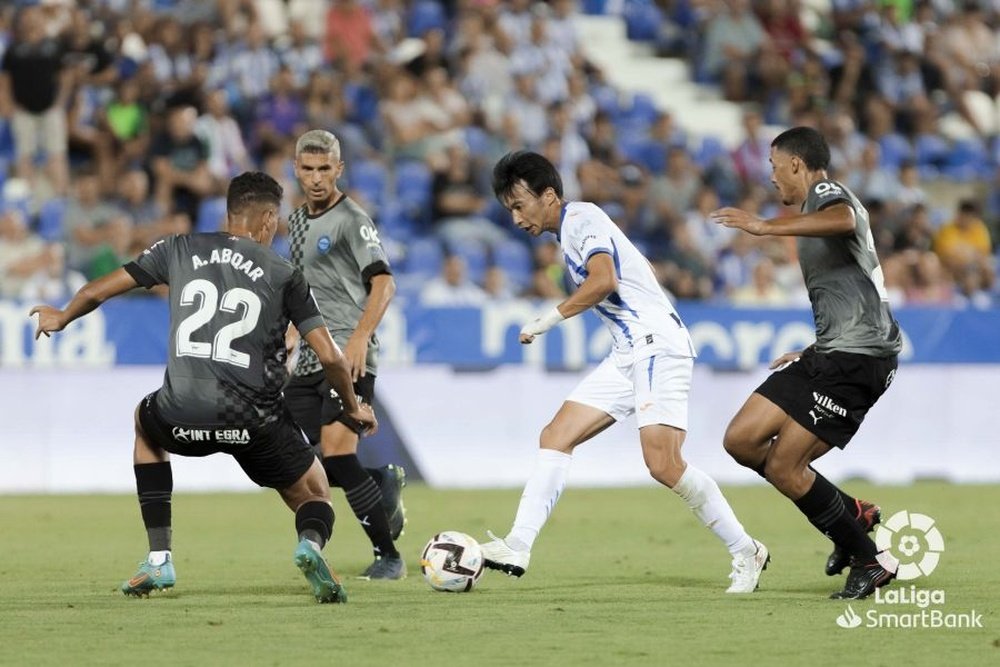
[799,179,902,356]
[287,195,391,376]
[125,233,325,426]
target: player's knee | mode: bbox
[538,423,572,452]
[763,455,798,492]
[722,422,754,462]
[647,459,685,487]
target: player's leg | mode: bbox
[319,420,405,579]
[729,354,884,577]
[122,395,176,596]
[235,414,347,602]
[637,355,768,593]
[279,459,347,604]
[481,400,616,577]
[764,421,896,599]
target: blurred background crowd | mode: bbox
[0,0,997,309]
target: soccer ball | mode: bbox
[420,531,485,592]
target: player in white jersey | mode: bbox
[479,151,768,593]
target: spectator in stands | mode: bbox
[828,30,877,127]
[280,20,324,92]
[100,77,150,181]
[649,146,701,228]
[0,6,71,195]
[507,72,548,148]
[846,141,901,206]
[230,21,281,108]
[0,208,64,299]
[906,251,955,305]
[325,0,380,70]
[420,254,489,306]
[150,104,215,222]
[934,199,995,294]
[893,203,935,254]
[430,142,508,248]
[684,185,734,263]
[115,168,189,250]
[729,257,790,307]
[527,239,567,298]
[64,170,133,279]
[381,69,453,161]
[731,108,772,188]
[197,88,253,183]
[759,0,807,64]
[483,265,517,300]
[895,160,927,209]
[255,65,309,155]
[701,0,768,101]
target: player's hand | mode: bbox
[519,306,564,344]
[29,305,66,339]
[769,350,803,370]
[344,402,378,437]
[710,207,766,235]
[343,332,369,381]
[519,332,535,345]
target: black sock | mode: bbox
[295,501,334,549]
[366,467,384,487]
[135,462,172,552]
[810,467,859,518]
[793,474,877,561]
[323,455,399,559]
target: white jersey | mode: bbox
[559,202,696,359]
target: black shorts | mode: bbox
[754,348,897,449]
[283,371,376,446]
[137,392,316,489]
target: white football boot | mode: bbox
[726,539,770,593]
[480,530,530,577]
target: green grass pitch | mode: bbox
[1,483,997,666]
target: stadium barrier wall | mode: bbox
[1,300,997,492]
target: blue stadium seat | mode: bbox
[944,138,991,182]
[494,239,533,290]
[624,1,662,42]
[914,134,950,170]
[37,198,66,242]
[877,133,912,170]
[407,1,448,38]
[625,93,660,127]
[377,200,415,242]
[349,160,387,206]
[581,0,608,14]
[395,160,434,221]
[448,238,488,284]
[195,197,227,233]
[694,135,726,169]
[404,237,445,278]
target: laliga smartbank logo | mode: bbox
[835,511,983,630]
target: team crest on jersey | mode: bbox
[317,236,332,254]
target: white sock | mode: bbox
[507,449,572,551]
[672,465,756,557]
[148,550,171,566]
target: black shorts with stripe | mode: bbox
[283,371,376,446]
[755,347,897,449]
[137,391,316,489]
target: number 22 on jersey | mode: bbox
[175,278,262,368]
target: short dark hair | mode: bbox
[492,150,563,203]
[227,171,283,215]
[771,126,830,171]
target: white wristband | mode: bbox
[520,306,565,337]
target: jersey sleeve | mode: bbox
[564,210,614,268]
[283,269,326,336]
[807,179,852,212]
[342,214,392,287]
[123,236,174,288]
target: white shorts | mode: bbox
[566,352,693,430]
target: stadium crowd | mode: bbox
[0,0,997,308]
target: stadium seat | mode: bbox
[448,238,488,284]
[877,133,912,170]
[403,237,445,279]
[944,138,991,182]
[694,135,726,170]
[624,1,662,42]
[349,160,388,207]
[407,1,448,38]
[395,160,434,222]
[195,197,227,233]
[37,198,66,242]
[914,134,950,170]
[625,93,660,127]
[377,200,415,242]
[493,239,533,290]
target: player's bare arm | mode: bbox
[303,326,378,436]
[710,203,855,238]
[344,272,395,380]
[520,253,617,344]
[30,267,139,339]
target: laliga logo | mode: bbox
[874,510,945,580]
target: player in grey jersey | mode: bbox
[283,129,406,580]
[711,127,902,600]
[30,172,376,603]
